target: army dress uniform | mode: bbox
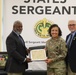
[46,37,67,75]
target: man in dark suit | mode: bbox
[5,20,31,75]
[66,20,76,75]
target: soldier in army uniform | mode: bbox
[45,24,67,75]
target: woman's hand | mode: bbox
[45,58,53,64]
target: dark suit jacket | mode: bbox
[66,32,76,72]
[5,31,28,73]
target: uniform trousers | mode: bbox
[47,67,66,75]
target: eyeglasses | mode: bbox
[68,24,76,26]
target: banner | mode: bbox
[3,0,76,51]
[2,0,76,70]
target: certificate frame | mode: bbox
[30,49,47,61]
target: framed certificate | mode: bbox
[30,49,47,61]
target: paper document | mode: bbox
[30,49,47,61]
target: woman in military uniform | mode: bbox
[45,24,67,75]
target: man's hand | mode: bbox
[27,49,31,53]
[26,58,32,62]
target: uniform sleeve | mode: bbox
[45,41,49,57]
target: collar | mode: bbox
[71,31,76,36]
[13,30,19,36]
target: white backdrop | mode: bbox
[2,0,76,70]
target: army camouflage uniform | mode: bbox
[46,37,67,75]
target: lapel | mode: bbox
[71,33,76,43]
[68,33,76,48]
[12,31,25,47]
[19,35,25,46]
[66,34,70,43]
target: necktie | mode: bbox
[19,35,25,45]
[67,34,73,48]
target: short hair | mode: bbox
[13,20,22,28]
[48,24,62,37]
[68,20,76,26]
